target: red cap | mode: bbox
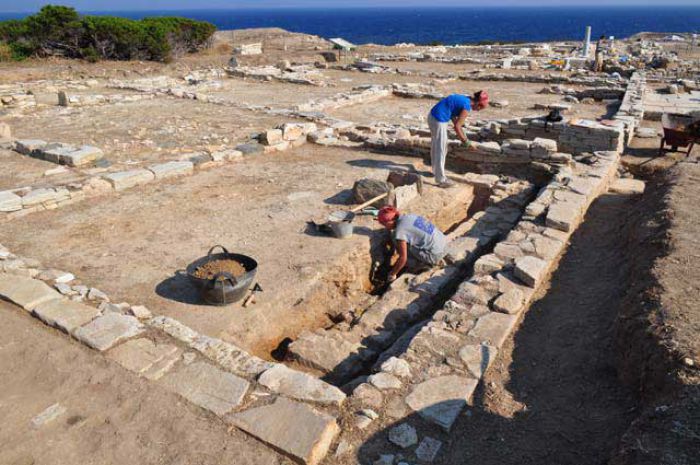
[377,205,399,225]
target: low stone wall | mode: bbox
[13,139,104,167]
[226,65,329,86]
[0,122,317,223]
[288,177,535,385]
[479,116,625,155]
[336,150,621,463]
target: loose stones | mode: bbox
[388,423,418,448]
[415,436,443,462]
[227,397,339,465]
[368,372,402,390]
[73,313,144,351]
[405,375,478,431]
[160,361,249,416]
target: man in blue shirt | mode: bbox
[428,91,489,187]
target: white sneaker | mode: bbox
[438,179,455,188]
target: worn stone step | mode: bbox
[0,274,61,311]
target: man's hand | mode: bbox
[387,273,397,283]
[463,140,477,151]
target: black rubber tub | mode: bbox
[186,245,258,306]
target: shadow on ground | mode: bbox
[354,194,642,465]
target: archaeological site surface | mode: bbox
[1,27,698,465]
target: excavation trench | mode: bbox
[276,175,539,387]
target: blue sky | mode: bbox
[1,0,697,13]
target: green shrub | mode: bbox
[0,4,216,62]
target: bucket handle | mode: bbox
[207,245,230,257]
[210,271,238,287]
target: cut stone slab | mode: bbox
[405,375,478,431]
[61,145,103,166]
[388,423,418,448]
[73,313,144,351]
[258,364,346,406]
[0,191,22,212]
[147,161,194,180]
[21,188,56,207]
[14,139,47,155]
[160,361,249,416]
[493,288,524,314]
[514,255,547,288]
[226,397,339,465]
[32,298,101,334]
[458,344,497,378]
[635,127,659,138]
[102,169,154,191]
[416,436,443,462]
[546,202,579,232]
[469,312,519,348]
[610,178,645,195]
[107,338,180,380]
[0,274,61,311]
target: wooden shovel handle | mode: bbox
[349,192,390,213]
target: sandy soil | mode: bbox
[0,149,67,190]
[4,98,293,166]
[0,145,471,360]
[0,301,288,465]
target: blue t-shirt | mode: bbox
[430,94,472,123]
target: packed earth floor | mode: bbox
[1,27,699,465]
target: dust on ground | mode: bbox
[0,301,289,465]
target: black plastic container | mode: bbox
[186,245,258,306]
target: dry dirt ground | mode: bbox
[0,301,289,465]
[0,144,471,360]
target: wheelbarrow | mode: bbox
[659,113,700,157]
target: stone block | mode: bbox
[405,375,478,431]
[0,274,61,311]
[514,255,547,288]
[492,288,524,314]
[21,188,57,207]
[13,139,47,155]
[416,436,443,462]
[260,129,283,145]
[73,313,144,351]
[458,344,497,378]
[388,423,418,448]
[147,161,194,180]
[0,191,22,212]
[368,372,402,390]
[473,254,504,275]
[469,312,519,347]
[235,142,264,155]
[226,397,339,465]
[546,202,579,232]
[280,123,305,141]
[108,338,181,380]
[32,298,100,334]
[160,361,249,416]
[61,145,104,166]
[258,364,346,406]
[610,178,645,195]
[102,169,154,191]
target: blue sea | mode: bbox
[2,7,699,45]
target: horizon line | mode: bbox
[3,4,700,14]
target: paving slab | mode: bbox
[32,298,101,334]
[73,313,144,351]
[0,190,22,212]
[546,202,580,232]
[258,364,346,406]
[226,396,339,465]
[514,255,548,287]
[159,361,249,416]
[458,344,498,378]
[0,274,61,311]
[102,169,155,191]
[107,338,181,379]
[468,312,519,348]
[405,375,479,431]
[147,161,194,180]
[610,178,646,195]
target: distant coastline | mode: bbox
[1,6,699,45]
